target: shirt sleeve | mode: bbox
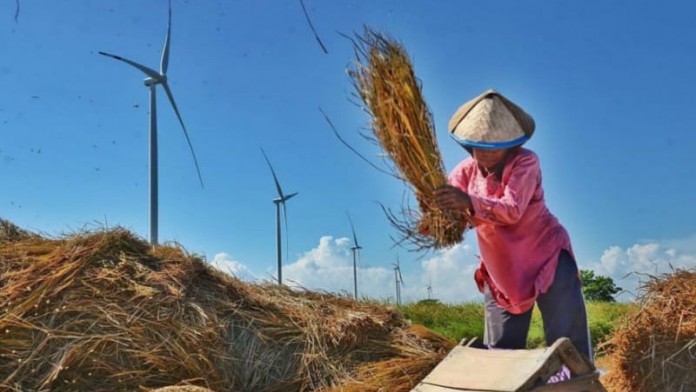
[468,153,540,225]
[447,160,470,191]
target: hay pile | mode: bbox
[0,221,452,391]
[0,218,40,244]
[602,268,696,391]
[348,28,468,251]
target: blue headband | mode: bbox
[449,133,529,150]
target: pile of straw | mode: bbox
[602,268,696,391]
[0,222,453,391]
[348,28,468,250]
[0,218,39,244]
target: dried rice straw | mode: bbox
[0,222,452,391]
[602,268,696,391]
[347,28,468,250]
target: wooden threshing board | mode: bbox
[412,338,606,392]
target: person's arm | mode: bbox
[468,153,540,225]
[432,162,475,218]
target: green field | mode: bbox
[398,300,635,351]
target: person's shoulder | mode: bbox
[517,147,538,159]
[514,148,540,164]
[449,156,477,180]
[506,148,541,175]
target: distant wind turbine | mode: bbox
[347,213,362,300]
[99,0,204,246]
[393,256,404,306]
[261,148,298,285]
[427,276,433,300]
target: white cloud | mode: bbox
[284,236,482,304]
[581,236,696,301]
[209,252,258,282]
[412,243,481,304]
[283,236,393,299]
[206,236,485,304]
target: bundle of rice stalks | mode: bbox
[0,222,451,391]
[602,268,696,391]
[347,28,468,250]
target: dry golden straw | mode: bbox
[0,220,452,391]
[601,268,696,391]
[347,28,468,250]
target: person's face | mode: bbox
[471,148,509,171]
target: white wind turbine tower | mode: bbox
[347,213,362,300]
[261,148,298,285]
[99,0,203,246]
[393,256,404,306]
[427,276,433,300]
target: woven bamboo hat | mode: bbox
[448,89,535,150]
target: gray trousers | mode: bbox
[483,250,593,362]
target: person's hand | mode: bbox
[433,185,472,213]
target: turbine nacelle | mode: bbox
[144,75,166,87]
[275,192,298,203]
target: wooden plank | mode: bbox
[412,383,492,392]
[530,372,607,392]
[419,344,561,391]
[413,373,606,392]
[517,352,563,391]
[554,339,594,375]
[412,338,602,392]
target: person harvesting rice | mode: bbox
[432,89,593,363]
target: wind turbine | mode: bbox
[427,276,433,300]
[393,256,405,306]
[347,213,362,300]
[99,0,204,246]
[261,148,298,285]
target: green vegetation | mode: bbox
[399,300,484,343]
[399,300,636,350]
[580,269,622,302]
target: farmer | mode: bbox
[433,89,593,362]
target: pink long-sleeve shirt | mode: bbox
[448,148,572,314]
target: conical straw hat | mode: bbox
[448,89,535,150]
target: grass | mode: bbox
[398,300,636,351]
[398,300,484,343]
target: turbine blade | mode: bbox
[347,213,359,247]
[282,202,290,238]
[396,256,404,284]
[260,148,285,199]
[284,192,298,201]
[99,51,161,80]
[160,0,172,75]
[161,82,205,188]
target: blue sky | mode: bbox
[1,1,694,303]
